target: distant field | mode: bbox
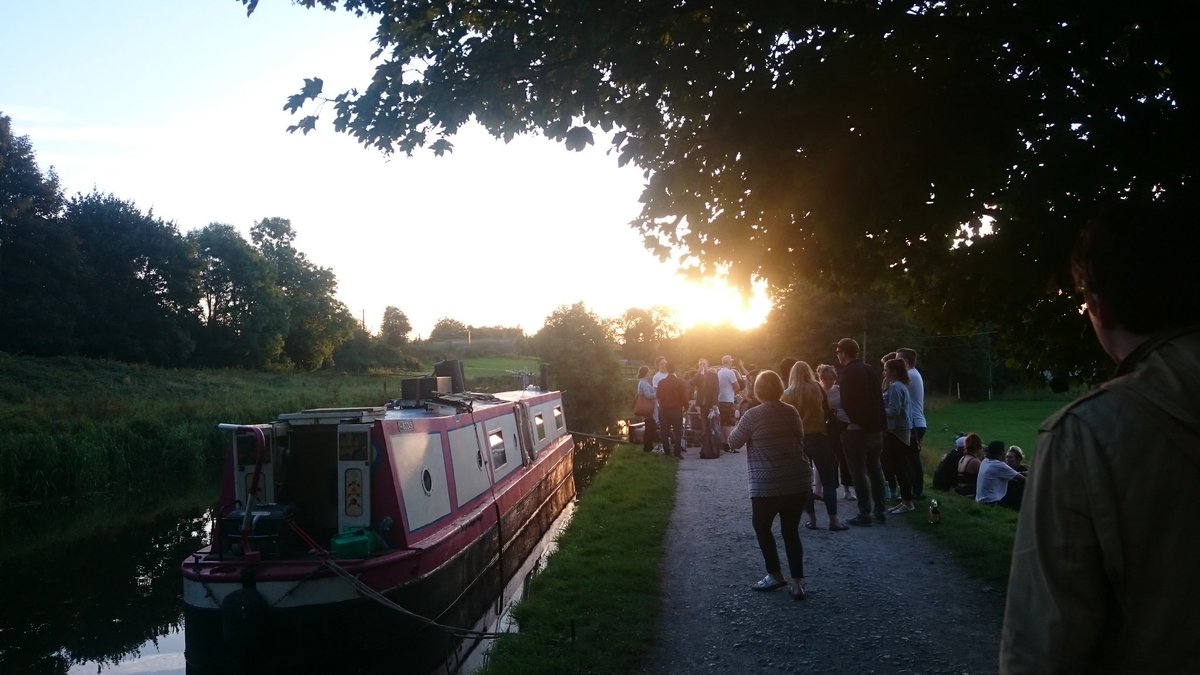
[462,357,540,379]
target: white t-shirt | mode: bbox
[652,370,668,388]
[716,367,739,403]
[976,458,1020,503]
[907,367,927,428]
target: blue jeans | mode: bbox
[842,429,886,517]
[803,434,840,518]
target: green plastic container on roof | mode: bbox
[330,528,373,559]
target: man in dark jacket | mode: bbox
[1001,200,1200,673]
[836,337,888,526]
[690,358,721,458]
[655,362,689,458]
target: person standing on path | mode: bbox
[896,347,927,499]
[784,361,847,531]
[651,356,669,453]
[835,337,887,526]
[817,363,856,501]
[727,369,812,600]
[636,366,659,453]
[1001,200,1200,673]
[690,358,721,458]
[716,355,743,453]
[656,362,689,459]
[882,358,916,515]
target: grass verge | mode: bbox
[912,397,1069,587]
[481,444,676,675]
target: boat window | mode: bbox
[489,429,507,467]
[553,406,564,430]
[534,414,546,442]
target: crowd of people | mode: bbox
[930,432,1027,510]
[631,339,934,599]
[635,203,1199,670]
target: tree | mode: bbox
[188,223,287,368]
[250,217,356,370]
[533,302,622,433]
[247,1,1198,380]
[429,317,469,342]
[62,191,201,366]
[616,306,680,364]
[0,113,79,355]
[379,306,412,347]
[766,279,924,368]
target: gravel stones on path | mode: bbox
[641,450,1004,675]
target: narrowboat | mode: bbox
[181,361,576,673]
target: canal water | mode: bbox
[0,438,609,675]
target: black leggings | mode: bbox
[751,492,809,579]
[883,433,915,501]
[642,415,657,452]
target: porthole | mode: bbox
[422,467,433,495]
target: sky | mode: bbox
[0,0,771,338]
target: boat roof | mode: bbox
[274,389,556,425]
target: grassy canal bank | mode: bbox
[482,396,1071,674]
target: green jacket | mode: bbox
[1001,325,1200,674]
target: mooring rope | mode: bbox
[321,559,512,640]
[566,430,627,443]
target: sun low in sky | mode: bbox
[0,0,772,339]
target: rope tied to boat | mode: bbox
[567,430,626,443]
[320,559,514,640]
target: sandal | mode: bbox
[888,503,915,514]
[803,520,820,530]
[751,575,786,592]
[789,583,807,601]
[829,522,849,531]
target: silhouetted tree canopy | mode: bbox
[0,114,78,355]
[429,317,469,341]
[534,302,621,432]
[249,0,1197,378]
[64,192,201,365]
[380,306,413,346]
[1,113,379,371]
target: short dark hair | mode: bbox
[1072,199,1197,334]
[896,348,917,367]
[835,337,860,357]
[666,362,677,374]
[986,440,1006,459]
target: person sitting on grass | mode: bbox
[954,433,984,497]
[932,434,966,491]
[1005,446,1029,474]
[976,440,1026,510]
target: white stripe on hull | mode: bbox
[183,574,362,611]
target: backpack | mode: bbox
[699,406,723,459]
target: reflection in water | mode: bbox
[0,434,613,675]
[0,506,208,675]
[572,435,616,491]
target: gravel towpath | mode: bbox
[640,449,1005,675]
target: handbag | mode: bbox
[633,393,655,418]
[823,388,848,436]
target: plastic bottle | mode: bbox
[928,499,941,524]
